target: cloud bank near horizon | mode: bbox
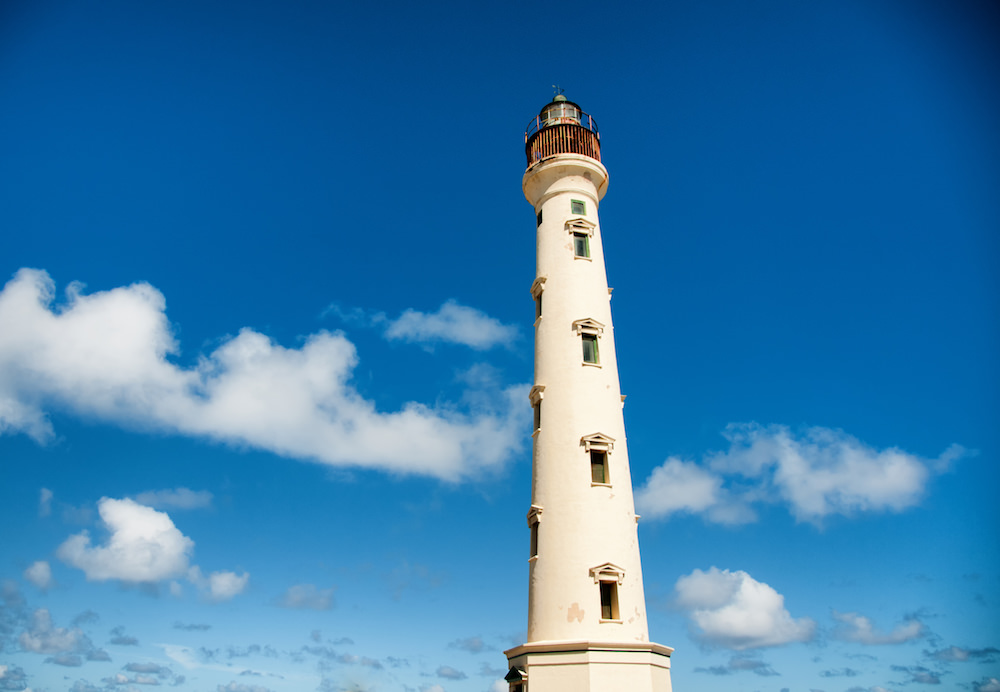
[0,269,527,481]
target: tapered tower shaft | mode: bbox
[504,96,673,692]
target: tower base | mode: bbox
[504,640,673,692]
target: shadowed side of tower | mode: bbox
[503,97,673,691]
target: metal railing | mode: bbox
[525,122,602,167]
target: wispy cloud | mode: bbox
[694,655,780,676]
[448,635,488,653]
[436,665,467,680]
[133,487,213,510]
[38,488,52,517]
[832,611,926,645]
[0,269,527,481]
[276,584,335,611]
[925,646,999,663]
[674,567,815,650]
[636,423,969,525]
[19,608,95,656]
[383,300,517,350]
[324,299,518,351]
[891,664,942,684]
[108,625,138,646]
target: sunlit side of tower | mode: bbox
[503,96,673,691]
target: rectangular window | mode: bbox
[591,450,608,484]
[535,293,542,320]
[536,210,543,226]
[582,333,599,363]
[600,581,619,620]
[573,232,590,258]
[571,199,586,215]
[533,402,541,432]
[529,521,538,558]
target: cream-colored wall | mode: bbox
[523,154,650,645]
[506,642,673,692]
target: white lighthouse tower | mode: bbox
[503,96,674,691]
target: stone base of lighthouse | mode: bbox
[504,640,673,692]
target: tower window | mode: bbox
[582,333,599,364]
[573,232,590,258]
[591,450,608,484]
[530,277,546,324]
[600,580,620,621]
[536,210,543,226]
[571,199,586,215]
[529,385,545,435]
[527,506,543,561]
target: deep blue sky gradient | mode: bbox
[1,1,998,691]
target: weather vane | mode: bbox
[552,84,565,97]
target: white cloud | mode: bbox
[39,488,52,517]
[133,487,213,510]
[674,567,816,649]
[188,567,249,602]
[19,608,93,654]
[276,584,335,610]
[384,299,517,350]
[56,497,246,598]
[634,457,724,517]
[832,611,925,645]
[57,498,193,582]
[23,561,52,591]
[636,423,967,525]
[0,269,526,481]
[975,678,1000,692]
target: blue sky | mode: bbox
[1,1,997,691]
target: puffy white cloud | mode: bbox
[132,488,213,510]
[674,567,816,649]
[23,561,52,591]
[832,611,925,645]
[384,299,518,350]
[0,269,526,481]
[636,423,967,525]
[57,498,193,582]
[56,498,247,598]
[634,457,730,520]
[276,584,335,610]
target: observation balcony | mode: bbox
[525,97,601,168]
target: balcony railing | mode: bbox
[524,111,601,168]
[525,124,602,167]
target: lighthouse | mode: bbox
[503,96,674,691]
